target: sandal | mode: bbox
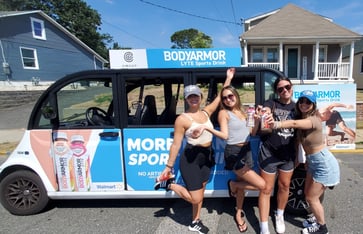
[234,211,248,233]
[227,179,236,198]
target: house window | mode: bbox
[312,45,328,71]
[31,17,46,40]
[267,48,278,62]
[252,48,263,62]
[251,47,279,63]
[360,56,363,73]
[20,47,39,69]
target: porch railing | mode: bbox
[317,62,350,80]
[246,62,350,81]
[247,63,280,71]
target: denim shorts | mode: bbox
[306,148,340,187]
[224,144,253,171]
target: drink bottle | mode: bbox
[246,105,255,127]
[260,108,269,129]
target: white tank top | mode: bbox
[184,111,213,145]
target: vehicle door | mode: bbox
[30,75,125,192]
[119,71,185,192]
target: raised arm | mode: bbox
[203,67,235,115]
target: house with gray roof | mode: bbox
[0,10,107,86]
[343,39,363,89]
[240,3,362,84]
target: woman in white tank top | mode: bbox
[155,68,235,233]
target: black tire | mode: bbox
[0,170,49,215]
[285,166,308,216]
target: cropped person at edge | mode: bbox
[257,77,296,234]
[154,68,235,234]
[198,85,266,233]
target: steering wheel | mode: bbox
[85,107,110,126]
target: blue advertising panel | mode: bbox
[294,84,357,150]
[147,48,241,68]
[110,48,241,69]
[123,128,236,191]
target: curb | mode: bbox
[330,149,363,153]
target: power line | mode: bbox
[139,0,242,26]
[102,19,159,48]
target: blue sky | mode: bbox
[85,0,363,49]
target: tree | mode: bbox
[0,0,112,59]
[170,28,212,49]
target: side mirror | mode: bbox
[41,106,56,119]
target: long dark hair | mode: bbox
[295,98,318,143]
[295,98,317,119]
[273,76,293,93]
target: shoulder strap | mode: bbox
[201,109,210,117]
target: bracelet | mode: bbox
[166,164,173,169]
[273,121,282,129]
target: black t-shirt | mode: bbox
[261,99,296,159]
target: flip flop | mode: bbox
[234,211,248,233]
[237,220,248,233]
[227,179,236,197]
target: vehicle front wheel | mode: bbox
[285,165,308,215]
[0,170,49,215]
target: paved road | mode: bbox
[0,153,362,234]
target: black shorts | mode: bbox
[224,143,253,171]
[258,144,294,173]
[179,144,213,191]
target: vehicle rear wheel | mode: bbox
[0,170,49,215]
[285,166,308,215]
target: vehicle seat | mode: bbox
[158,96,177,124]
[140,95,157,124]
[131,101,143,124]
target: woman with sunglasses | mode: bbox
[155,67,235,234]
[270,90,340,234]
[258,76,296,234]
[199,85,266,232]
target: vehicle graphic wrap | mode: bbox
[30,129,124,192]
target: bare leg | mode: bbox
[304,173,326,225]
[169,182,206,221]
[258,170,276,222]
[276,169,293,210]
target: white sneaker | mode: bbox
[260,231,270,234]
[275,214,286,233]
[302,214,317,228]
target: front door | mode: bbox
[285,46,300,79]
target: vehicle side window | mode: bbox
[126,76,184,126]
[263,71,278,101]
[195,72,257,126]
[55,79,114,128]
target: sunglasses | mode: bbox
[277,84,292,93]
[222,94,235,101]
[298,98,312,105]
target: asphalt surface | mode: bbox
[0,153,362,233]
